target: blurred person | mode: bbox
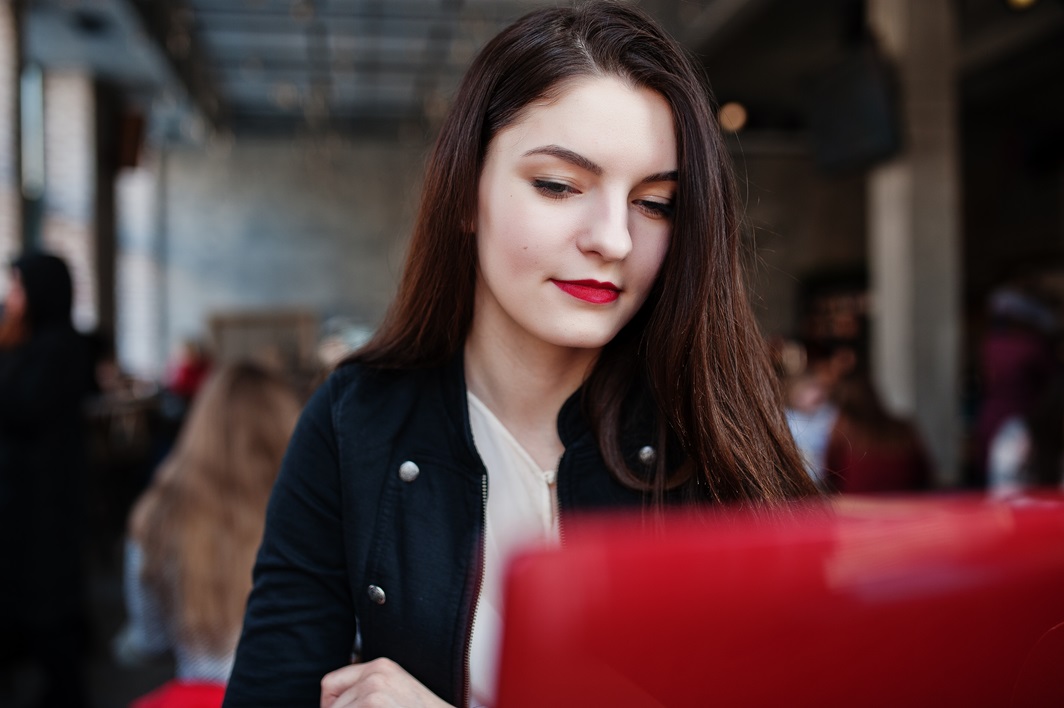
[223,4,820,707]
[0,252,94,708]
[151,339,215,487]
[785,344,854,488]
[165,339,212,403]
[987,373,1064,497]
[824,366,932,494]
[786,368,838,489]
[972,286,1058,486]
[113,362,302,707]
[83,326,122,396]
[160,338,213,433]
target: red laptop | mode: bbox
[496,494,1064,707]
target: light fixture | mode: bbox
[718,101,748,133]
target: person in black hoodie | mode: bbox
[0,251,93,708]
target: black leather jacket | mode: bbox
[223,353,651,707]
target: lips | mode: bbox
[552,279,620,304]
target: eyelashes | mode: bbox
[635,199,674,220]
[531,179,674,220]
[532,179,576,198]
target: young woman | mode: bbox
[224,3,817,706]
[117,362,302,706]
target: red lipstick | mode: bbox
[552,279,620,304]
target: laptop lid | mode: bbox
[496,494,1064,707]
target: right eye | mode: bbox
[532,179,578,199]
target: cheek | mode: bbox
[478,215,543,282]
[631,227,671,287]
[480,195,562,274]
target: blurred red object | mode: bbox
[130,680,225,708]
[168,356,211,400]
[497,494,1064,707]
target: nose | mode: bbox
[578,194,632,262]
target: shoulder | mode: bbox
[311,362,450,440]
[322,362,436,410]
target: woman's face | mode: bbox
[473,74,677,355]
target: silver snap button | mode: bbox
[367,584,386,605]
[398,460,420,482]
[638,445,656,465]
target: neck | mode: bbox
[464,321,598,470]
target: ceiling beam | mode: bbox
[123,0,226,129]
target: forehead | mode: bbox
[487,75,677,170]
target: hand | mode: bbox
[321,657,454,708]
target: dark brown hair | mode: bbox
[353,1,816,505]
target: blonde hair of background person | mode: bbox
[119,362,302,681]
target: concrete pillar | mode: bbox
[94,84,120,346]
[41,70,98,330]
[0,0,20,279]
[116,149,167,379]
[867,0,962,486]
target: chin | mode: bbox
[542,327,624,351]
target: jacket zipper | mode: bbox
[556,448,569,547]
[461,472,488,707]
[462,445,567,704]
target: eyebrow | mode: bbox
[523,144,677,184]
[641,170,678,185]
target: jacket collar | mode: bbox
[444,347,593,452]
[438,350,483,472]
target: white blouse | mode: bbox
[466,392,560,707]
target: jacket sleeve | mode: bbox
[223,378,357,706]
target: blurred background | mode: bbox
[0,0,1062,704]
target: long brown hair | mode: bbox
[354,1,816,505]
[130,362,302,653]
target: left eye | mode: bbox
[635,199,674,219]
[532,179,576,198]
